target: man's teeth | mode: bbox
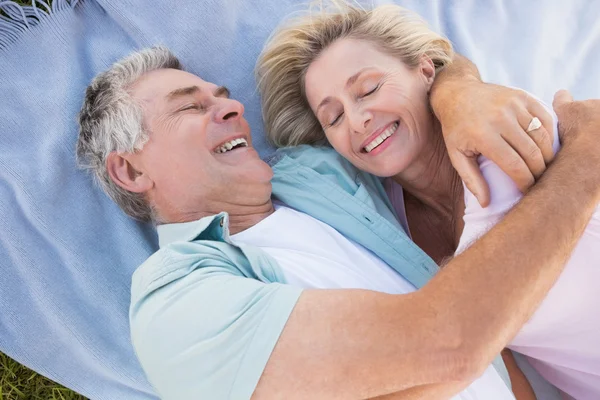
[364,122,399,153]
[215,138,248,154]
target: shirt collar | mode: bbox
[156,212,228,248]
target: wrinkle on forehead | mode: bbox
[130,68,211,104]
[306,40,415,107]
[126,69,221,139]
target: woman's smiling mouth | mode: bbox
[363,121,399,153]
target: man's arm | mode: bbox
[367,350,535,400]
[253,94,600,399]
[430,54,555,207]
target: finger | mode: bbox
[448,151,490,207]
[503,116,546,180]
[552,90,576,143]
[479,134,536,193]
[526,100,555,164]
[553,89,574,111]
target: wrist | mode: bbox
[552,139,600,201]
[561,129,600,160]
[430,76,481,122]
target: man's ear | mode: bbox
[106,152,153,194]
[419,55,436,90]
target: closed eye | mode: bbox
[328,112,344,128]
[180,103,203,112]
[361,84,380,98]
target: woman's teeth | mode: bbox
[364,122,399,153]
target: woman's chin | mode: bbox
[361,155,411,179]
[366,165,406,179]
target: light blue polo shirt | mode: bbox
[129,145,509,399]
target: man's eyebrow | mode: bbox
[214,86,230,98]
[167,85,201,100]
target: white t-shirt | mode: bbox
[232,202,515,400]
[456,100,600,399]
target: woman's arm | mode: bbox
[502,350,537,400]
[430,54,555,207]
[456,95,559,255]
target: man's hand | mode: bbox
[553,89,600,146]
[430,56,554,207]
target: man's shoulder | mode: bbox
[128,239,303,400]
[131,239,244,305]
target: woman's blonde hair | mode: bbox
[256,1,454,147]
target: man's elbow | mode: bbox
[427,315,492,384]
[446,347,490,384]
[416,292,494,385]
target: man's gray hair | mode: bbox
[76,46,182,223]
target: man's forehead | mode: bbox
[130,68,218,102]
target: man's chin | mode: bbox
[249,159,274,183]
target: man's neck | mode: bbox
[159,199,276,235]
[226,201,276,235]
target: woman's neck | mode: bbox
[392,118,463,220]
[392,117,465,263]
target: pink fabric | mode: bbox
[456,98,600,399]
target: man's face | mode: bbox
[127,68,273,222]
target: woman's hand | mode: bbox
[430,55,554,207]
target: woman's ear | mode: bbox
[419,55,436,90]
[106,152,153,194]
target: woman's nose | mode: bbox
[348,109,373,134]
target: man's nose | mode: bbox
[214,98,245,123]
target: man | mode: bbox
[77,47,600,399]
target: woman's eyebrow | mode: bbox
[316,97,333,116]
[345,67,377,89]
[316,68,377,115]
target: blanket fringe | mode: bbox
[0,0,79,50]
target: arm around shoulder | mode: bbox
[255,94,600,399]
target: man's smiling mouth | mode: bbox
[214,137,249,154]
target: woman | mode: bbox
[257,3,599,399]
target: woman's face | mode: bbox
[304,38,436,177]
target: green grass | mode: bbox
[0,353,86,400]
[1,4,86,400]
[0,0,59,18]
